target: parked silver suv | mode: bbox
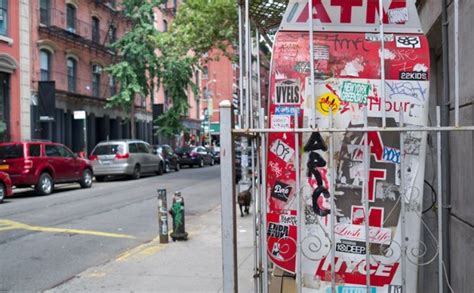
[89,140,164,181]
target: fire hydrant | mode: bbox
[169,191,188,241]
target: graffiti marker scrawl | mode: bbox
[266,0,430,291]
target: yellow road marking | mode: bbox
[0,219,135,239]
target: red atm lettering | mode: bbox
[366,0,407,24]
[296,0,331,23]
[331,0,363,23]
[297,0,407,24]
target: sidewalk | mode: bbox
[48,206,255,292]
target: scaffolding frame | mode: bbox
[220,0,471,292]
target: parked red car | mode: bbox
[0,141,93,195]
[0,171,13,203]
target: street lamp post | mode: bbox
[203,79,216,146]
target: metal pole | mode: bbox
[441,1,451,289]
[260,108,269,293]
[245,0,251,129]
[256,30,262,127]
[232,125,474,134]
[399,110,407,290]
[379,0,387,128]
[256,133,263,293]
[454,0,460,127]
[219,100,237,293]
[251,138,259,293]
[83,116,88,156]
[329,111,336,292]
[308,0,316,128]
[157,189,169,244]
[363,108,371,291]
[436,107,444,293]
[295,112,302,293]
[238,6,244,128]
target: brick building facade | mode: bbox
[30,0,153,153]
[0,0,30,142]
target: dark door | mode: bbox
[0,72,10,142]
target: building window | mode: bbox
[203,66,208,79]
[40,0,50,26]
[67,57,77,93]
[109,76,116,96]
[66,4,76,33]
[0,0,8,36]
[92,17,100,43]
[107,25,116,45]
[163,20,168,32]
[92,64,102,97]
[40,50,51,81]
[0,72,10,142]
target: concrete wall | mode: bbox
[419,0,474,291]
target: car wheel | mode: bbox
[175,162,180,172]
[131,165,141,179]
[210,158,215,166]
[199,158,204,168]
[80,169,93,188]
[157,162,164,175]
[0,183,5,203]
[164,163,170,173]
[95,176,106,182]
[36,173,53,195]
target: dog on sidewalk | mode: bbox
[237,183,252,217]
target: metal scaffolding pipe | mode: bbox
[441,0,452,290]
[232,126,474,134]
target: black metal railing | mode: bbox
[39,8,116,48]
[45,70,117,100]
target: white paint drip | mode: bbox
[341,58,364,77]
[413,64,428,72]
[379,48,396,60]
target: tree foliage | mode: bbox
[107,0,238,137]
[107,0,163,110]
[169,0,238,57]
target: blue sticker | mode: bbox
[325,286,376,293]
[275,106,300,116]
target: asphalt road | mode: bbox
[0,165,221,292]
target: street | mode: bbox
[0,166,221,292]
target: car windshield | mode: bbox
[92,144,124,155]
[0,144,24,159]
[176,147,192,154]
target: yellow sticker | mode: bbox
[316,92,340,116]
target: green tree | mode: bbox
[107,0,163,138]
[107,0,238,139]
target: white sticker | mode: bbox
[396,36,421,49]
[270,139,295,163]
[271,115,291,129]
[388,8,409,24]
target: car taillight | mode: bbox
[115,153,130,159]
[89,155,98,161]
[24,159,33,169]
[190,152,198,158]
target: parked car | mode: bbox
[209,146,220,164]
[0,171,13,203]
[0,141,93,195]
[153,145,180,173]
[175,146,215,168]
[89,140,164,181]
